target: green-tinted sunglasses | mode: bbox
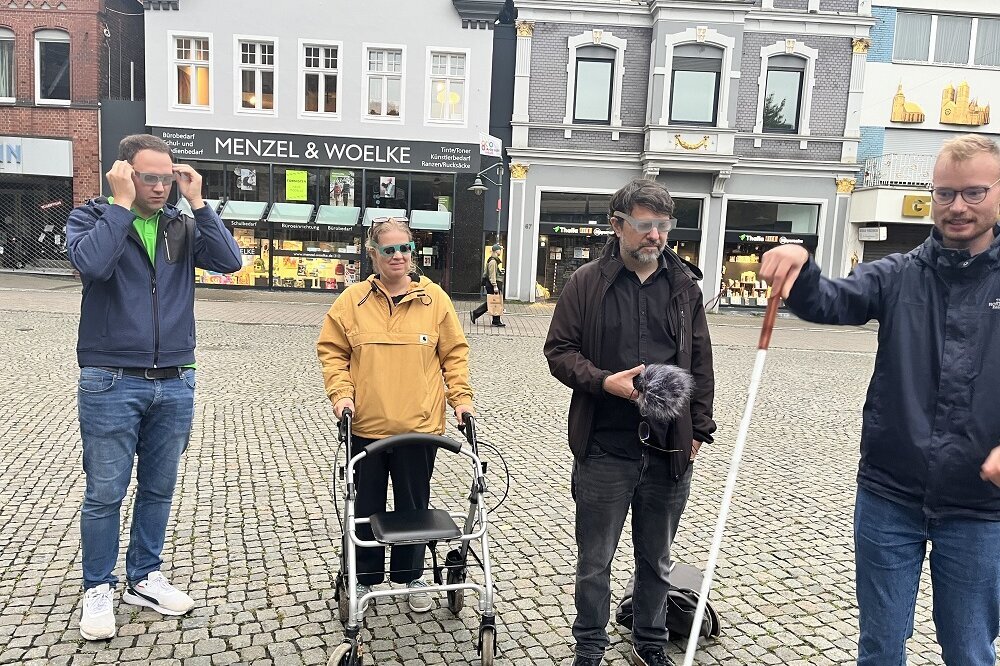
[375,241,415,256]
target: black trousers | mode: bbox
[473,280,503,324]
[353,435,437,585]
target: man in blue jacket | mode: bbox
[66,134,242,640]
[761,133,1000,665]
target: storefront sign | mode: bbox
[479,133,502,158]
[152,127,481,173]
[729,232,810,246]
[285,170,308,201]
[550,225,615,236]
[858,226,887,241]
[0,136,73,177]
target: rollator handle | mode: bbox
[458,413,479,452]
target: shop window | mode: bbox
[365,171,408,210]
[173,34,210,108]
[428,51,466,123]
[238,39,275,112]
[673,198,702,230]
[329,169,357,207]
[762,56,805,133]
[35,29,70,104]
[669,45,723,126]
[302,42,339,116]
[573,46,614,124]
[226,163,271,203]
[0,29,13,102]
[726,200,819,234]
[365,46,403,119]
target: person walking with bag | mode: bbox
[317,217,475,614]
[471,243,505,327]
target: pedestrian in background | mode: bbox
[317,217,475,614]
[66,134,242,640]
[471,243,505,327]
[761,133,1000,666]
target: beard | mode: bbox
[625,242,664,264]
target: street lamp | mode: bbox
[467,162,504,243]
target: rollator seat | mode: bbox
[369,508,461,545]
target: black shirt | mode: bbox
[592,256,677,459]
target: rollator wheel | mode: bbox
[336,574,349,624]
[480,626,495,666]
[327,642,351,666]
[446,567,466,614]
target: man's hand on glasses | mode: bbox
[106,160,137,210]
[172,164,204,208]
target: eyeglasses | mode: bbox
[371,216,409,225]
[930,177,1000,205]
[612,210,676,234]
[134,172,176,187]
[375,241,415,256]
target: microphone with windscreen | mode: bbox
[632,364,694,423]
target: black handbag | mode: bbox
[615,562,722,640]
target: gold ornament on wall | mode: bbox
[852,38,871,54]
[890,84,925,123]
[836,177,857,194]
[674,135,711,151]
[516,21,534,37]
[941,82,991,126]
[509,163,530,180]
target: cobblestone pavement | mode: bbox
[0,274,992,665]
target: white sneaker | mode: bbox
[407,578,433,613]
[121,571,194,616]
[80,584,116,640]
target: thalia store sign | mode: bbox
[738,233,805,245]
[152,127,481,173]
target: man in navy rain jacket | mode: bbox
[761,133,1000,665]
[66,134,241,641]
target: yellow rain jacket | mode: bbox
[317,274,474,439]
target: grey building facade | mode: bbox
[506,0,875,306]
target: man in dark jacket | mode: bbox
[761,133,1000,666]
[544,179,716,666]
[67,134,242,641]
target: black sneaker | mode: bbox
[491,321,506,328]
[631,645,674,666]
[572,655,603,666]
[470,309,479,324]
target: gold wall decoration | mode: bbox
[509,163,530,180]
[515,21,534,37]
[902,195,931,217]
[941,82,990,126]
[674,134,711,150]
[852,38,871,54]
[836,177,857,194]
[891,84,925,123]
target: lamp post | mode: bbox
[467,162,504,246]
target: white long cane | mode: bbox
[681,285,783,666]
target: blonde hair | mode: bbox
[367,218,417,275]
[939,134,1000,163]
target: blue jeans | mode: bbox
[78,367,195,590]
[855,487,1000,665]
[572,444,692,657]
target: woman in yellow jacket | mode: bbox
[317,217,475,614]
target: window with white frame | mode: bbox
[762,55,805,133]
[239,40,275,111]
[366,47,402,117]
[669,45,723,126]
[894,12,1000,67]
[303,44,338,114]
[174,36,210,107]
[0,29,13,101]
[35,29,70,104]
[573,45,615,124]
[428,51,466,122]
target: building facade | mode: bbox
[0,0,107,272]
[505,0,874,306]
[143,0,504,295]
[851,0,1000,263]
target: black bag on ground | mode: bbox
[614,562,722,640]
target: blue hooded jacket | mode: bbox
[785,226,1000,520]
[66,198,242,368]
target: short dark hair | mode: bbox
[608,179,675,220]
[118,134,172,163]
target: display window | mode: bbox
[194,199,269,287]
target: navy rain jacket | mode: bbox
[785,226,1000,520]
[66,198,242,368]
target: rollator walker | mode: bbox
[329,410,498,666]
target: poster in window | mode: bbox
[423,255,432,267]
[379,176,396,199]
[330,169,355,207]
[235,168,257,191]
[286,170,308,201]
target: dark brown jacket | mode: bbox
[543,240,716,473]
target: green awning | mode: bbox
[362,207,407,226]
[268,202,315,224]
[204,199,221,213]
[315,205,361,226]
[410,210,452,231]
[219,200,268,221]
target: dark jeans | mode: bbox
[472,281,502,324]
[854,487,1000,666]
[353,436,437,586]
[572,443,692,657]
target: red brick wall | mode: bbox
[0,1,104,204]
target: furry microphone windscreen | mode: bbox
[634,364,694,424]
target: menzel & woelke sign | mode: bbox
[151,127,481,173]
